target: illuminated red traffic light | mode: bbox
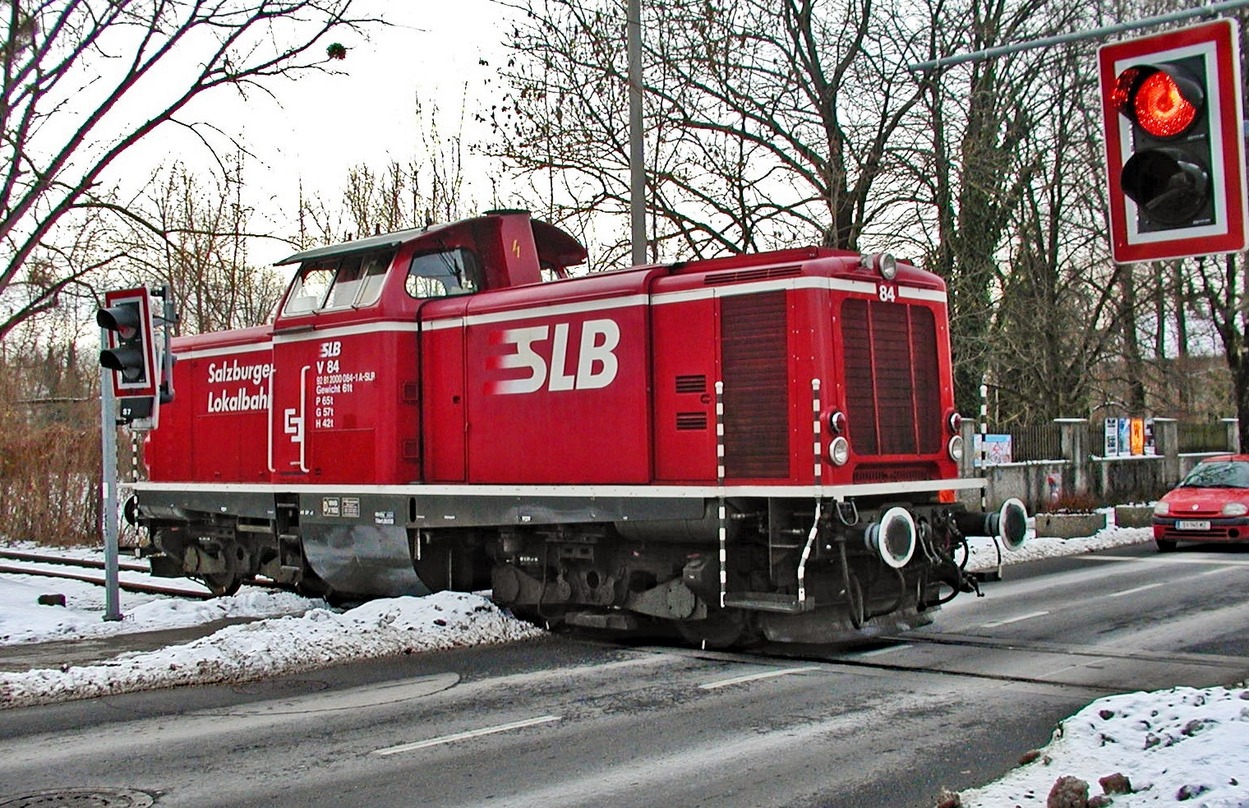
[1128,69,1202,138]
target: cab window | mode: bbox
[282,265,335,314]
[282,249,394,315]
[406,249,482,299]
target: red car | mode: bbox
[1153,455,1249,551]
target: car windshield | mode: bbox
[1179,461,1249,489]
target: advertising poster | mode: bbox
[1104,418,1120,456]
[973,434,1012,467]
[1104,417,1155,456]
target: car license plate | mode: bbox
[1176,520,1211,531]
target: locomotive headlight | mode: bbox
[947,435,965,462]
[828,437,850,465]
[860,252,898,280]
[878,253,897,280]
[1223,502,1248,517]
[948,411,962,433]
[1153,501,1170,516]
[827,410,846,434]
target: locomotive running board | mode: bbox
[722,592,816,614]
[565,611,641,631]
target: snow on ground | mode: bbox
[955,686,1249,807]
[2,512,1247,806]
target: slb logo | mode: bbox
[491,318,620,394]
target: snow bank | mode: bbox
[0,592,543,709]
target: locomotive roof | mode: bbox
[274,224,446,266]
[274,212,589,271]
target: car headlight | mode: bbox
[1223,502,1248,517]
[1153,501,1170,516]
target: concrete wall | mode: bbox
[957,417,1237,513]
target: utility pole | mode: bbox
[99,353,121,622]
[627,0,646,265]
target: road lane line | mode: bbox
[1075,555,1249,566]
[372,715,562,756]
[980,610,1049,628]
[699,666,821,690]
[1108,582,1164,597]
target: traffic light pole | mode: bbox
[908,0,1249,71]
[99,341,122,622]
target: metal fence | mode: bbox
[1177,421,1230,453]
[984,419,1234,464]
[986,422,1063,462]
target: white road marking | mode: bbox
[699,666,821,690]
[1108,583,1165,598]
[1076,554,1249,566]
[372,715,562,756]
[980,610,1049,628]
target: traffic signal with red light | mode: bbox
[98,287,161,426]
[1098,19,1246,263]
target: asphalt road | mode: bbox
[2,542,1247,808]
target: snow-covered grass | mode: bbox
[954,686,1249,807]
[2,513,1247,807]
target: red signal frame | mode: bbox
[1098,19,1247,263]
[102,286,160,401]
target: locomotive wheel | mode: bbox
[201,572,242,597]
[675,607,754,649]
[295,572,333,599]
[197,540,246,597]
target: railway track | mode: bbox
[629,626,1249,695]
[0,548,215,600]
[0,548,149,573]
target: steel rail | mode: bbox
[0,561,215,600]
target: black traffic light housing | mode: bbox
[1114,59,1212,229]
[98,287,163,427]
[97,302,149,384]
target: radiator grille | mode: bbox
[842,299,941,456]
[721,292,789,478]
[852,462,942,484]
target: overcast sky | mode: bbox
[131,0,518,265]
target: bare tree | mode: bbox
[0,0,374,340]
[492,0,931,266]
[979,39,1126,425]
[115,157,285,334]
[297,95,474,248]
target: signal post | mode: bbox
[96,286,174,620]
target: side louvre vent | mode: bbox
[841,299,941,456]
[676,412,708,431]
[675,374,707,393]
[705,265,802,286]
[720,291,789,478]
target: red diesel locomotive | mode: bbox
[130,210,1025,646]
